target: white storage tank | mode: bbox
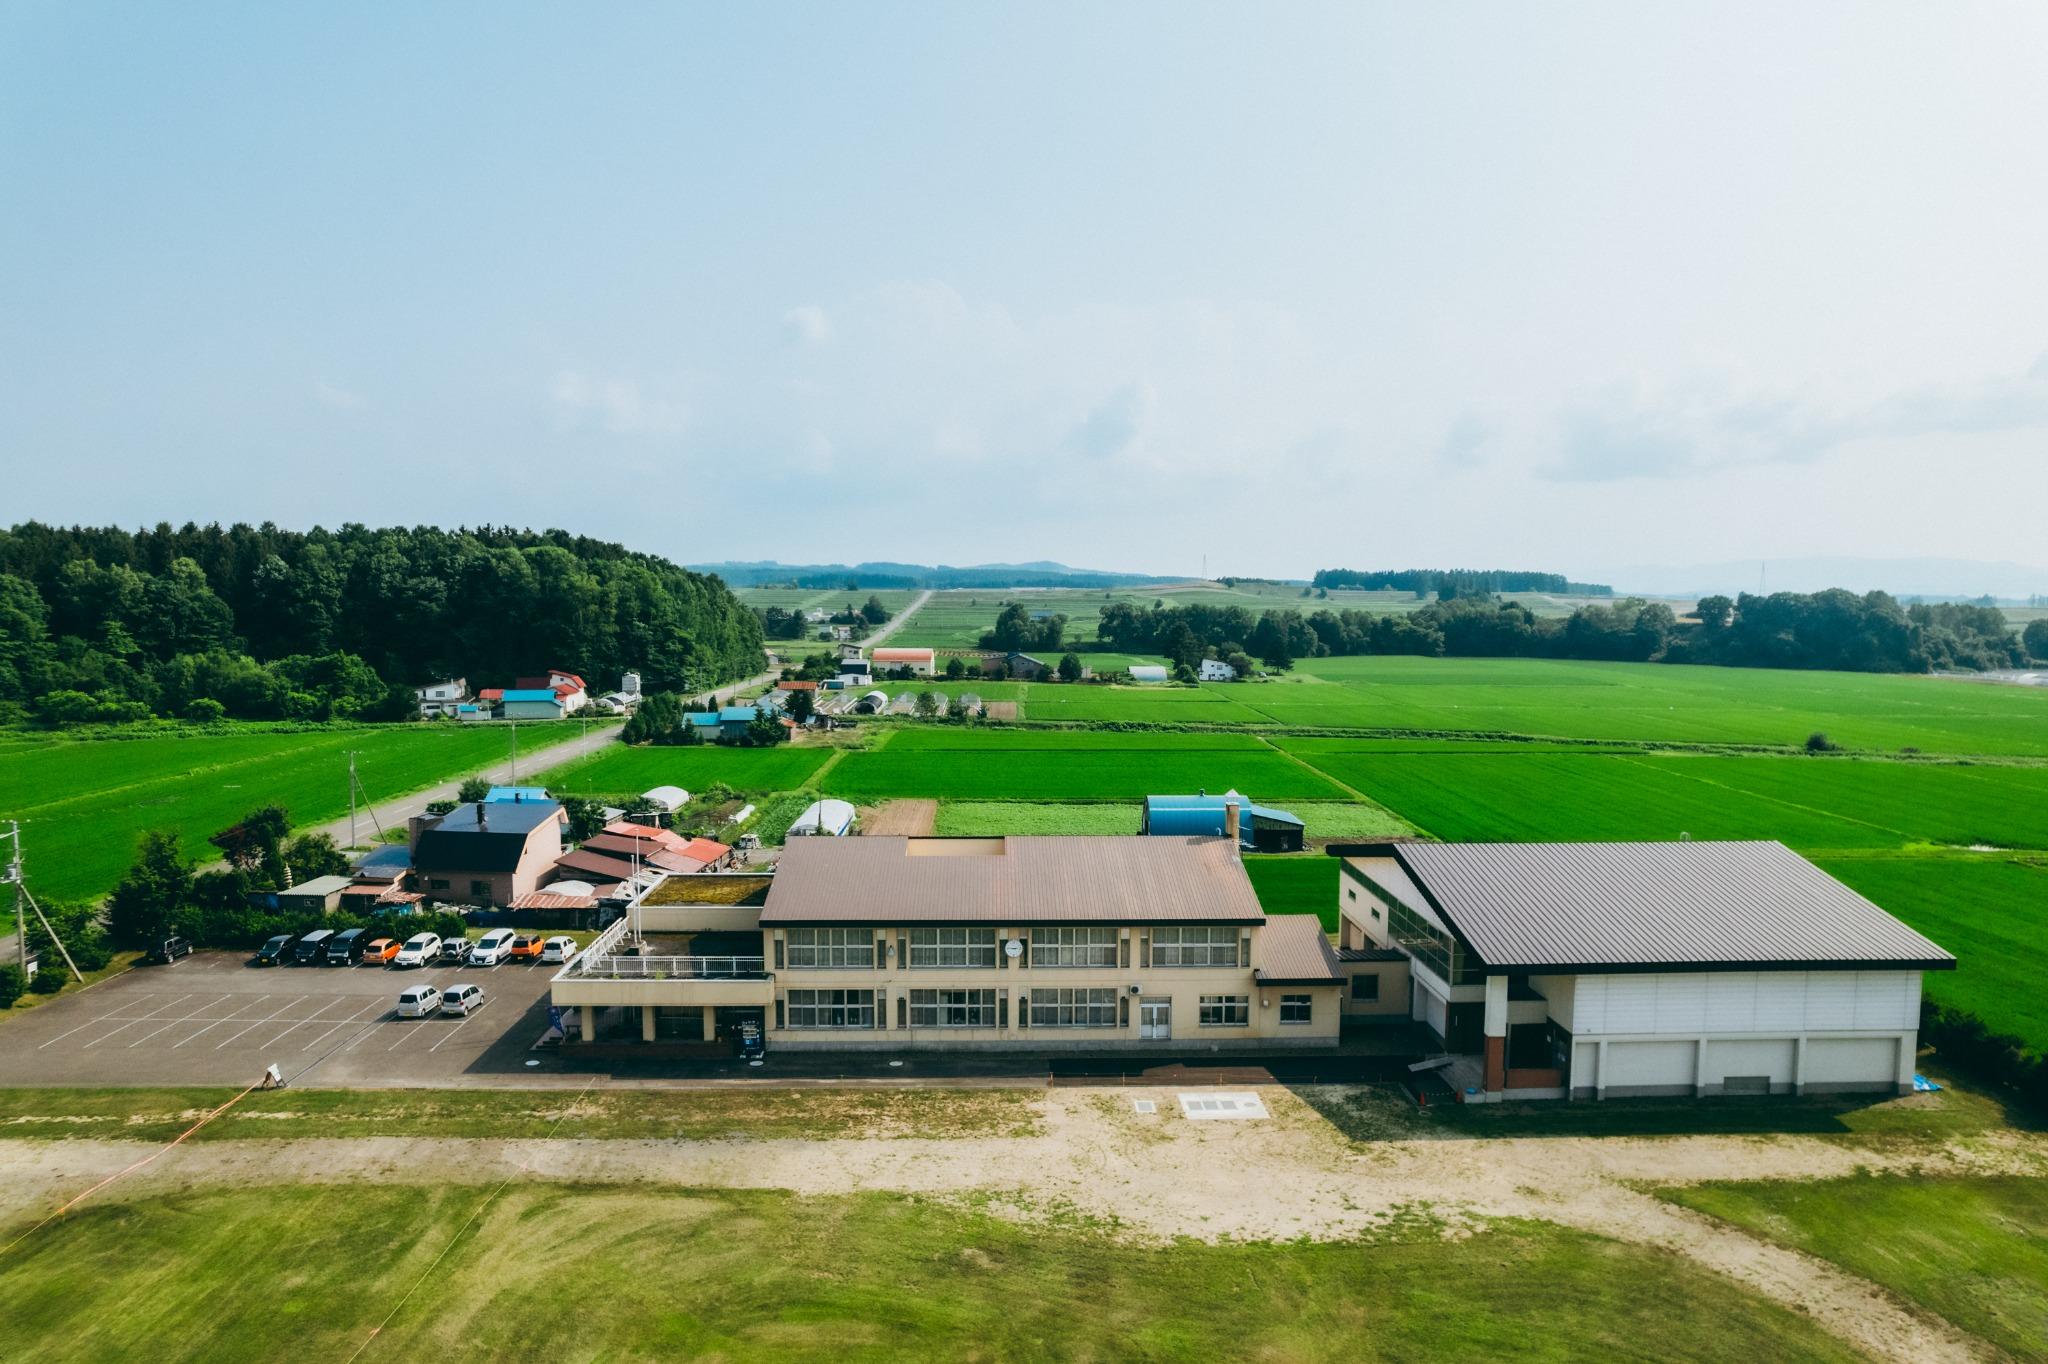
[621,671,642,695]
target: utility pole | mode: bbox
[4,821,23,973]
[347,751,359,849]
[509,724,518,784]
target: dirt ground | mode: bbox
[863,799,938,835]
[4,1085,2042,1361]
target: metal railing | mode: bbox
[571,953,769,981]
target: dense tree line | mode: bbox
[0,522,762,723]
[979,602,1068,652]
[1099,589,2028,673]
[1311,567,1613,597]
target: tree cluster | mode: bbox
[978,602,1068,652]
[1311,567,1612,597]
[0,521,763,724]
[1100,588,2024,674]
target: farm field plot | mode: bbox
[1815,855,2048,1052]
[1276,741,2048,850]
[735,586,922,616]
[0,1184,1860,1364]
[933,802,1142,836]
[545,742,832,796]
[1023,683,1273,724]
[1657,1176,2048,1362]
[1263,657,2048,755]
[823,729,1349,803]
[1244,856,1341,930]
[0,724,581,903]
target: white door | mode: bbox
[1140,999,1171,1040]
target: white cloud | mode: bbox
[312,380,364,410]
[1539,355,2048,482]
[547,370,689,437]
[782,305,832,347]
[1069,380,1155,460]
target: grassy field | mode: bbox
[822,728,1350,803]
[0,723,585,902]
[933,802,1143,836]
[1815,854,2048,1052]
[942,657,2048,753]
[1276,740,2048,849]
[0,1086,1040,1143]
[1244,856,1341,929]
[0,1184,1863,1364]
[544,741,833,796]
[1658,1176,2048,1360]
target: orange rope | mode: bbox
[0,1081,262,1258]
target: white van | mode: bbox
[440,983,486,1016]
[539,935,578,964]
[396,984,442,1018]
[469,928,518,966]
[393,932,442,969]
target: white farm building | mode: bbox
[1334,841,1953,1102]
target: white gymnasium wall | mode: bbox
[1570,971,1920,1037]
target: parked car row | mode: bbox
[396,982,487,1018]
[252,927,578,969]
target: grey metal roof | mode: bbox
[762,836,1265,926]
[1393,841,1954,974]
[1254,914,1343,983]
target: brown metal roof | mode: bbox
[1254,914,1343,984]
[511,891,597,910]
[1394,841,1955,974]
[761,836,1266,926]
[583,833,680,859]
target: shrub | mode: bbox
[1804,731,1838,753]
[0,963,25,1008]
[29,966,68,995]
[184,697,228,723]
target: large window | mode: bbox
[786,989,876,1029]
[1279,994,1313,1024]
[1385,902,1480,984]
[908,927,997,969]
[785,929,875,970]
[1152,926,1242,968]
[1030,927,1116,967]
[1028,988,1117,1028]
[1350,974,1380,1002]
[909,989,997,1028]
[1199,995,1250,1027]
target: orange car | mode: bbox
[506,934,546,962]
[362,937,401,965]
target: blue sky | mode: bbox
[5,3,2048,583]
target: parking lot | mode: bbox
[0,950,560,1088]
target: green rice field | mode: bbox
[821,728,1349,803]
[545,742,833,796]
[1814,855,2048,1052]
[0,723,585,903]
[1244,856,1343,930]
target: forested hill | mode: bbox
[0,523,763,723]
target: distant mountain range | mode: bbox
[693,560,1189,590]
[1605,556,2048,602]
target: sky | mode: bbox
[5,3,2048,588]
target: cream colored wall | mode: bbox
[761,922,1339,1046]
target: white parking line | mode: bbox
[427,1016,474,1052]
[172,997,272,1047]
[261,997,346,1047]
[127,995,233,1048]
[300,1000,387,1050]
[36,995,167,1049]
[79,994,197,1048]
[213,996,309,1049]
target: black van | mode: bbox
[149,936,192,965]
[294,928,335,965]
[255,933,299,966]
[325,927,368,966]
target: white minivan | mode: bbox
[393,932,442,969]
[539,935,578,964]
[469,928,518,966]
[396,983,442,1018]
[440,983,486,1016]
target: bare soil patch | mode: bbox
[864,798,938,835]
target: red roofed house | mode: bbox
[516,670,589,714]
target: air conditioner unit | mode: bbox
[1128,983,1141,995]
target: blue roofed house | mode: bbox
[1142,791,1306,852]
[685,706,762,742]
[498,687,566,720]
[486,786,554,804]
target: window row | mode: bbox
[782,926,1247,970]
[782,989,1298,1030]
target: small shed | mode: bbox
[277,874,355,914]
[855,690,889,714]
[641,785,690,814]
[789,799,857,837]
[1006,652,1048,679]
[1141,791,1306,852]
[499,688,565,720]
[1128,665,1169,683]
